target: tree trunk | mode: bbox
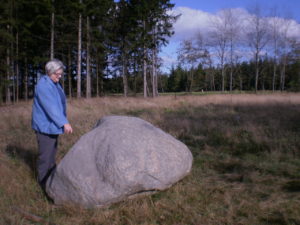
[6,34,11,104]
[209,70,213,91]
[143,48,147,98]
[50,0,55,60]
[146,78,150,97]
[96,61,99,97]
[255,66,259,92]
[24,57,28,101]
[279,20,290,91]
[61,58,65,89]
[16,32,19,102]
[143,20,147,98]
[221,52,225,91]
[229,67,233,91]
[189,70,194,92]
[133,57,137,94]
[11,25,15,103]
[158,74,164,93]
[280,56,287,91]
[255,52,259,92]
[221,67,225,92]
[77,0,82,98]
[101,66,104,96]
[151,27,158,97]
[229,40,233,92]
[210,68,215,91]
[239,76,243,90]
[155,68,158,96]
[86,16,91,98]
[152,50,156,97]
[122,54,128,97]
[68,47,72,98]
[229,45,234,92]
[272,61,277,91]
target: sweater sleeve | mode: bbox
[36,83,69,128]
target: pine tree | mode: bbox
[77,0,82,98]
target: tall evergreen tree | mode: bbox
[77,0,83,98]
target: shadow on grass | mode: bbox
[5,144,37,173]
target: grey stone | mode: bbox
[46,116,193,207]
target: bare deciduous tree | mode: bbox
[224,9,241,91]
[278,18,292,91]
[209,10,231,91]
[201,49,216,91]
[269,7,281,91]
[177,35,206,92]
[246,4,269,92]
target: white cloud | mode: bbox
[286,19,300,39]
[169,7,254,42]
[170,6,300,43]
[170,7,213,42]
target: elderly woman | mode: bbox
[32,59,73,190]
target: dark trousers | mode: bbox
[36,132,59,186]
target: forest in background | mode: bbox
[0,0,177,103]
[1,0,300,105]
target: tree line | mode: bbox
[1,2,300,105]
[175,6,300,93]
[0,0,177,104]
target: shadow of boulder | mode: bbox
[282,180,300,192]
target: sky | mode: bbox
[160,0,300,73]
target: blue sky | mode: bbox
[171,0,300,21]
[160,0,300,73]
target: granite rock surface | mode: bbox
[46,116,193,207]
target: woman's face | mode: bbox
[49,68,63,83]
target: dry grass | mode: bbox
[1,93,300,225]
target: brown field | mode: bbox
[1,93,300,225]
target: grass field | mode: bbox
[1,93,300,225]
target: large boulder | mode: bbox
[46,116,193,207]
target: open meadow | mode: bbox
[1,93,300,225]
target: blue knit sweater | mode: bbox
[32,75,68,134]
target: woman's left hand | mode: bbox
[64,123,73,134]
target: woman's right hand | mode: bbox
[64,123,73,134]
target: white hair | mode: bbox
[45,59,64,75]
